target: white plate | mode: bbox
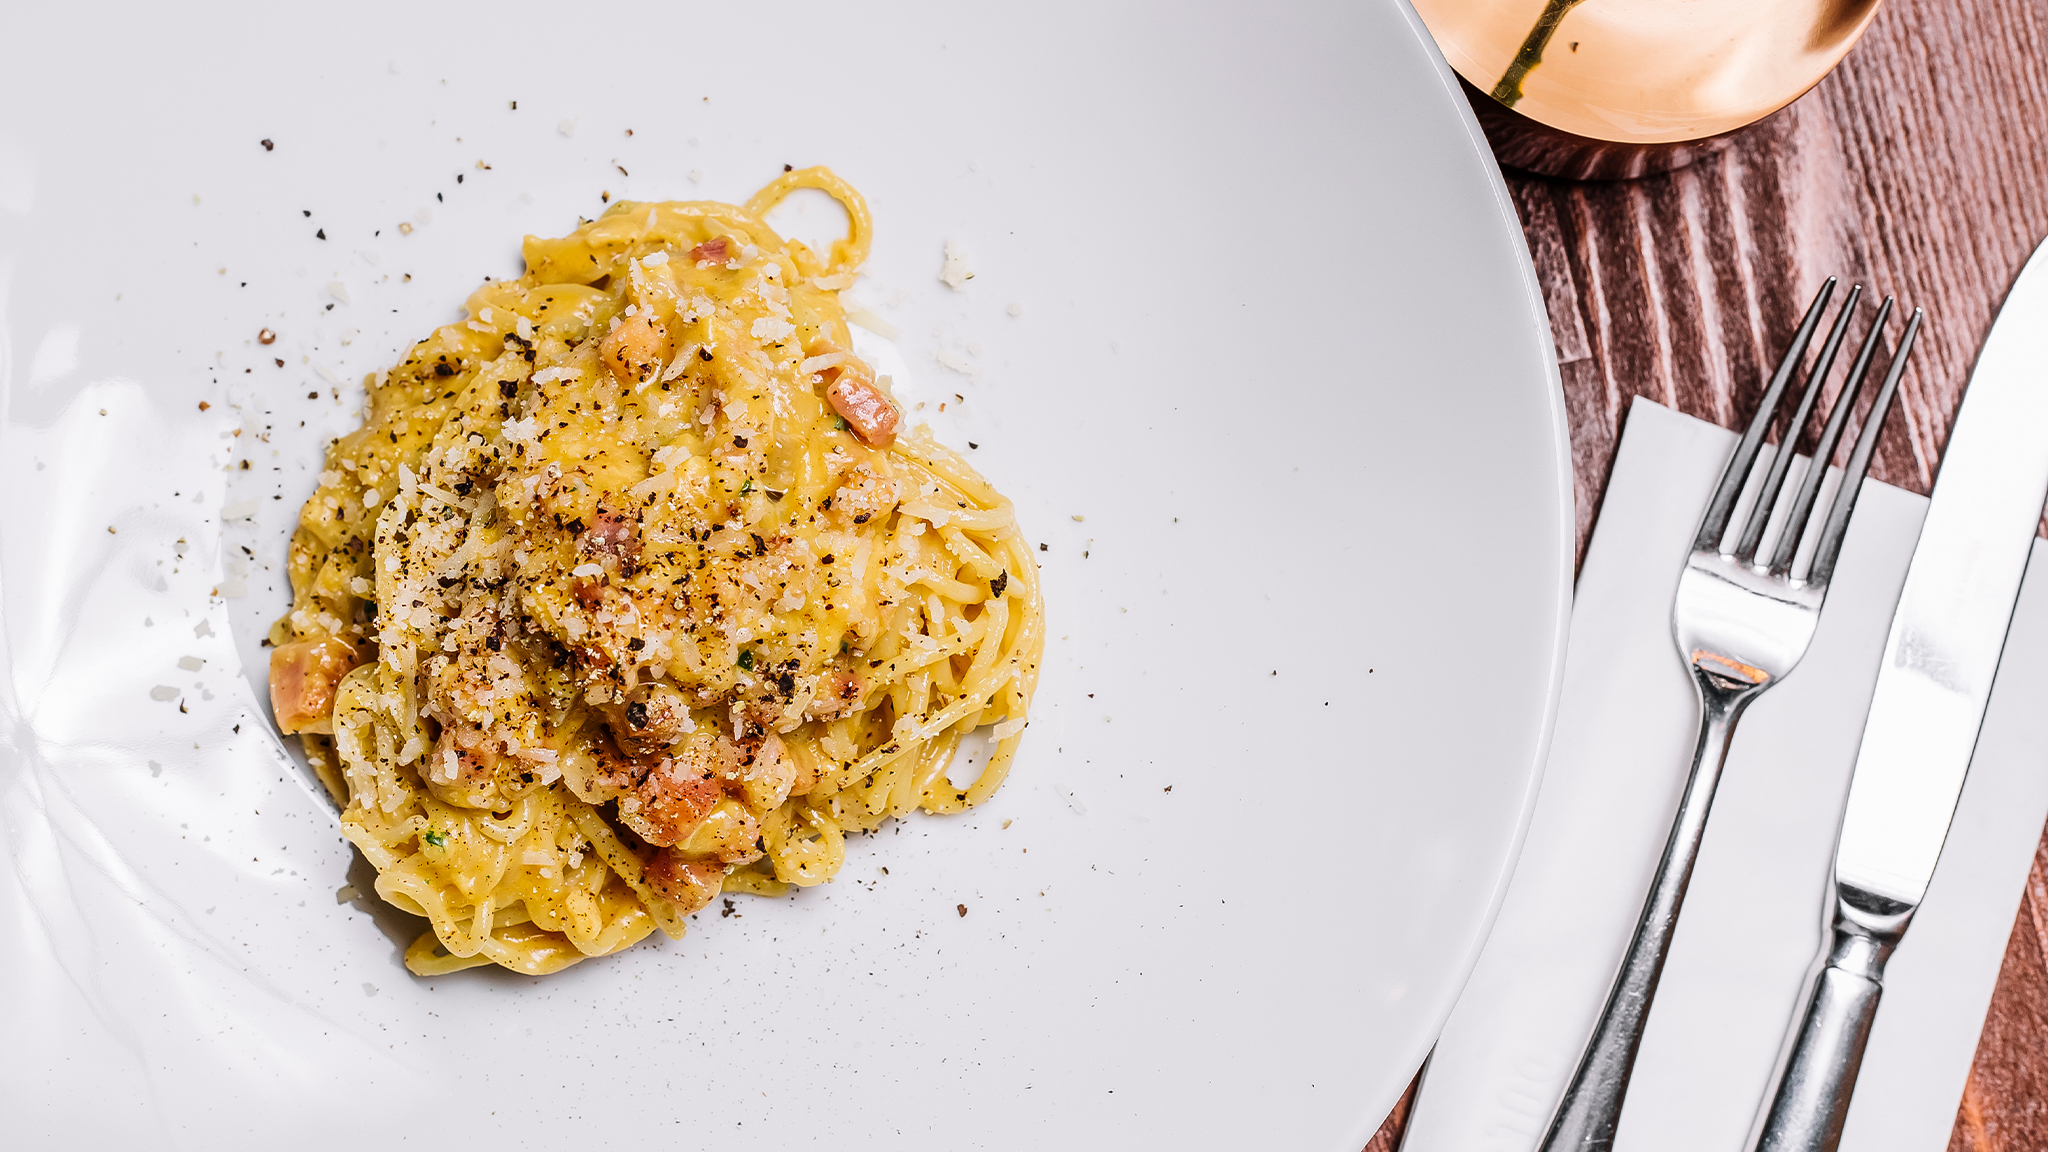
[0,2,1570,1147]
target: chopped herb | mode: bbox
[740,477,753,494]
[737,649,755,670]
[422,829,447,848]
[833,415,846,430]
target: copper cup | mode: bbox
[1412,0,1886,179]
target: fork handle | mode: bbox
[1537,675,1756,1152]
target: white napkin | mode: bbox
[1403,398,2048,1152]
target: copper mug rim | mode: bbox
[1414,0,1886,147]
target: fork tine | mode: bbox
[1808,307,1923,585]
[1694,278,1838,552]
[1769,295,1897,575]
[1734,284,1864,562]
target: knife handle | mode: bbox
[1752,894,1907,1152]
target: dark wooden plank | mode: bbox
[1370,0,2048,1145]
[1364,1073,1417,1151]
[1946,831,2048,1151]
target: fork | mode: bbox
[1537,278,1924,1152]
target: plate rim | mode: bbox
[1383,0,1577,1120]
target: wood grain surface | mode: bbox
[1367,0,2048,1147]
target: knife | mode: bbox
[1751,240,2048,1152]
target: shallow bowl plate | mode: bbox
[0,2,1570,1147]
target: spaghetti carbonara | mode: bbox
[267,168,1042,976]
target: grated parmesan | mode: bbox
[939,239,974,289]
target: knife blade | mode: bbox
[1751,239,2048,1152]
[1834,253,2048,908]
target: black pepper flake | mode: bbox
[315,228,326,240]
[499,380,518,398]
[1038,542,1048,552]
[698,347,714,362]
[433,362,454,377]
[306,391,319,400]
[990,570,1009,597]
[957,904,968,917]
[625,700,649,728]
[260,138,274,151]
[783,163,794,172]
[733,435,748,448]
[819,554,835,565]
[968,442,979,450]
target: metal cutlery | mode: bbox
[1538,278,1920,1152]
[1750,241,2048,1152]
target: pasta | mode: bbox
[268,169,1042,976]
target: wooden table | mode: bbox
[1368,0,2048,1146]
